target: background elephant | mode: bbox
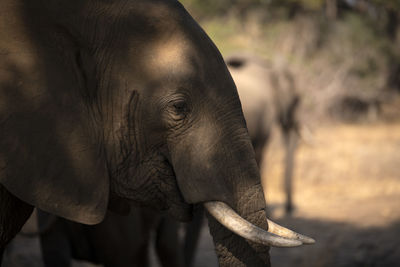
[0,1,312,266]
[36,208,185,267]
[226,54,300,213]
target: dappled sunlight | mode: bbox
[144,33,193,79]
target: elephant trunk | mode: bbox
[206,184,271,266]
[205,183,314,266]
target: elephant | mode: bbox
[36,206,204,267]
[225,54,300,213]
[0,1,314,266]
[34,196,206,267]
[36,208,187,267]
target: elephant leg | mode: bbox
[184,206,204,267]
[138,208,162,267]
[0,184,33,265]
[132,240,151,267]
[155,217,184,267]
[283,129,298,214]
[37,210,72,267]
[252,131,270,168]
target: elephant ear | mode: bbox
[0,134,109,226]
[0,104,109,224]
[0,21,109,225]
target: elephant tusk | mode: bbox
[204,201,304,247]
[267,219,315,244]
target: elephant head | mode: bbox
[0,0,313,265]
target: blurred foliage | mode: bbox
[371,0,400,10]
[180,0,400,21]
[179,0,400,120]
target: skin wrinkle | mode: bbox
[110,148,189,220]
[236,183,267,217]
[112,158,159,205]
[103,90,139,199]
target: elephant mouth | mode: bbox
[204,201,315,247]
[157,156,193,221]
[112,151,192,221]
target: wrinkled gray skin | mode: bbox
[0,1,270,266]
[37,208,185,267]
[226,54,300,213]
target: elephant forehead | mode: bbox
[145,35,193,77]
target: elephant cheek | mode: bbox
[168,129,259,207]
[168,136,234,206]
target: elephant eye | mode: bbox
[168,99,191,122]
[173,101,189,114]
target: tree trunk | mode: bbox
[386,8,399,41]
[386,57,400,93]
[326,0,338,20]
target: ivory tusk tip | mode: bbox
[281,239,303,247]
[204,201,313,248]
[300,236,315,244]
[266,218,315,245]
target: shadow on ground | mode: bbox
[270,216,400,267]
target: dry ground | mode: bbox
[265,122,400,267]
[3,122,400,267]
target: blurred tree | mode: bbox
[370,0,400,92]
[179,0,400,93]
[325,0,338,19]
[180,0,327,19]
[345,0,400,40]
[268,0,325,18]
[386,8,399,40]
[386,56,400,93]
[368,0,399,40]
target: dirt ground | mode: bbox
[265,122,400,267]
[3,122,400,267]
